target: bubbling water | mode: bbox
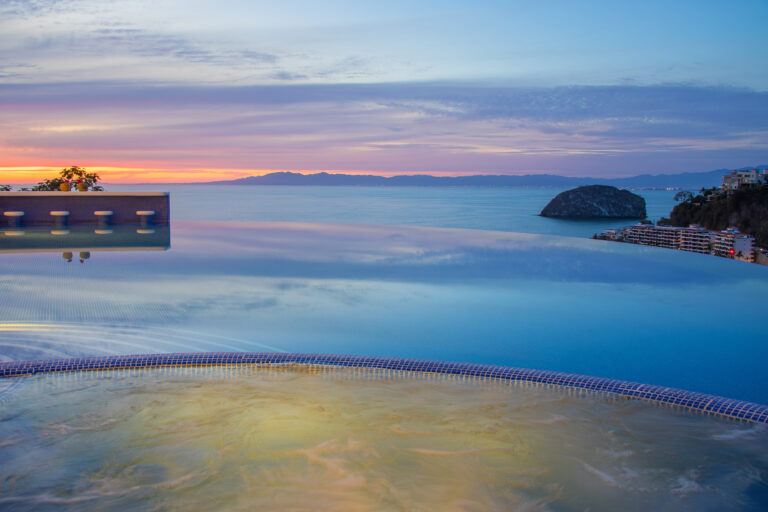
[0,365,766,511]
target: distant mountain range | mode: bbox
[206,166,768,190]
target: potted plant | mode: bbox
[60,167,101,191]
[31,166,103,191]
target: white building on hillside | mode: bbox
[679,225,712,254]
[606,222,757,264]
[624,224,681,249]
[713,228,755,262]
[722,169,760,190]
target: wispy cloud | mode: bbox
[0,0,77,18]
[85,28,278,65]
[0,81,766,180]
[1,1,766,181]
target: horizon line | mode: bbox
[2,166,758,185]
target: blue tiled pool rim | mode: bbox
[1,352,766,424]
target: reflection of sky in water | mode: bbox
[1,220,766,403]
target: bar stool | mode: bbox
[136,210,155,227]
[3,211,24,227]
[94,210,113,226]
[50,210,70,227]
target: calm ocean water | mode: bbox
[109,184,679,237]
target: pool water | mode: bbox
[1,365,766,511]
[1,216,767,510]
[1,221,766,404]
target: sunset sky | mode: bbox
[1,0,767,183]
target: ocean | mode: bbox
[108,184,679,237]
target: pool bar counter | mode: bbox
[1,192,169,225]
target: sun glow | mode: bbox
[0,167,274,184]
[0,167,485,185]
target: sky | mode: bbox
[0,0,767,183]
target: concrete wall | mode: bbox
[0,192,169,225]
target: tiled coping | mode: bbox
[1,352,766,424]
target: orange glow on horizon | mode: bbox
[0,166,518,184]
[0,166,277,184]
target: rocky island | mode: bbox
[540,185,646,219]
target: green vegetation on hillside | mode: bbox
[659,185,768,245]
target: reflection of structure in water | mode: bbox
[61,251,91,263]
[0,224,170,257]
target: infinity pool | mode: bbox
[1,221,767,510]
[1,221,766,403]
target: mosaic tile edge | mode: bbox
[1,352,766,424]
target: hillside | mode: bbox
[659,186,768,245]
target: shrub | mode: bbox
[31,166,103,191]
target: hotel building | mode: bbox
[713,228,755,262]
[679,225,712,254]
[614,224,754,262]
[623,224,681,249]
[722,169,761,190]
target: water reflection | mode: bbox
[0,224,170,254]
[0,221,766,403]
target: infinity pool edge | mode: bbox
[1,352,766,424]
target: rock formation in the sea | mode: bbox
[540,185,646,218]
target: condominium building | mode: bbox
[679,225,712,254]
[606,223,758,263]
[722,169,760,190]
[624,224,681,249]
[713,228,755,262]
